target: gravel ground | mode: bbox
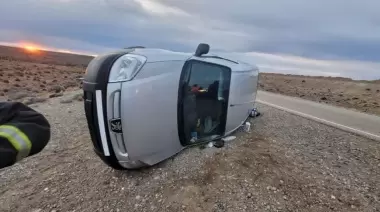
[0,94,379,212]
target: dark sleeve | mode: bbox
[0,102,51,157]
[0,137,17,168]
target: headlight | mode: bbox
[109,54,147,82]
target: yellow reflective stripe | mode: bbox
[0,132,22,150]
[0,125,32,150]
[0,125,32,161]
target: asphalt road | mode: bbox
[256,90,380,141]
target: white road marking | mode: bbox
[257,99,380,141]
[96,90,111,156]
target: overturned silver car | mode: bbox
[83,44,259,169]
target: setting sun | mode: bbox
[18,42,43,53]
[23,45,40,53]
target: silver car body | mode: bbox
[86,48,259,169]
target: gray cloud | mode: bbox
[0,0,379,79]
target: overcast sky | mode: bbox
[0,0,379,79]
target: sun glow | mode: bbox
[19,42,42,53]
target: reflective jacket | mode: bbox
[0,102,51,169]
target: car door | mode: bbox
[225,69,258,133]
[119,60,185,165]
[177,59,232,145]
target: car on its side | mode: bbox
[83,44,259,169]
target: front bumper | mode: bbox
[83,50,147,169]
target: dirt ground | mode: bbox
[0,47,380,211]
[0,97,379,212]
[0,45,91,103]
[0,59,85,103]
[259,73,380,116]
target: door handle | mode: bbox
[230,100,255,107]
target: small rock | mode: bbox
[73,93,83,101]
[320,97,327,100]
[62,81,78,89]
[60,93,83,103]
[283,196,288,200]
[49,93,64,98]
[60,98,73,103]
[23,97,48,105]
[247,193,252,198]
[136,195,141,200]
[302,80,306,83]
[44,187,49,191]
[365,88,371,91]
[50,85,64,93]
[280,180,284,184]
[9,92,29,100]
[331,195,336,199]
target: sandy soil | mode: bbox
[259,73,380,116]
[0,59,85,103]
[1,47,380,211]
[0,97,379,212]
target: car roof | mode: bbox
[193,55,257,72]
[131,48,192,62]
[129,48,258,72]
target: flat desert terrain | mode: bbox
[0,45,379,211]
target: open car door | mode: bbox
[178,58,232,145]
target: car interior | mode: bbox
[181,61,230,145]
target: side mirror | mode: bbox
[194,43,210,57]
